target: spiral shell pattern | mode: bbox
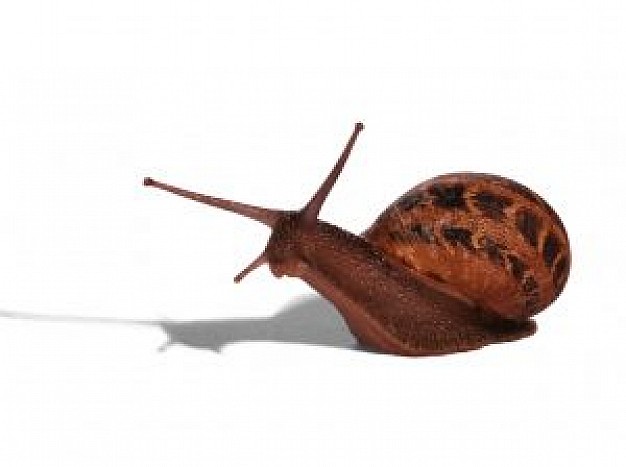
[364,173,570,321]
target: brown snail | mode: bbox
[143,123,570,356]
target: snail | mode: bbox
[143,123,570,356]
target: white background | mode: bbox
[1,1,625,465]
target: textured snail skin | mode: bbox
[266,214,537,356]
[144,123,570,357]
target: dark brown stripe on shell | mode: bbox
[442,226,474,251]
[516,209,541,248]
[429,183,467,210]
[472,191,512,221]
[387,223,436,244]
[542,232,560,268]
[507,254,527,281]
[410,223,436,243]
[480,236,506,266]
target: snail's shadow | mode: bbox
[0,296,359,353]
[159,296,357,352]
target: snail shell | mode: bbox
[364,173,571,321]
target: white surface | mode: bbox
[1,1,625,465]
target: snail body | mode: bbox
[144,123,570,356]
